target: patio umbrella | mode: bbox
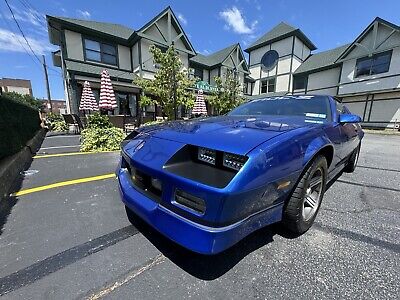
[192,89,207,116]
[99,69,117,111]
[79,81,98,112]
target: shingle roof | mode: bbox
[293,44,350,74]
[245,22,316,52]
[48,16,135,40]
[64,60,134,81]
[190,44,237,67]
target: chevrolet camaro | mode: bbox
[117,95,364,254]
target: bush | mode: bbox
[141,120,165,127]
[4,92,43,110]
[46,112,67,132]
[86,113,113,129]
[80,127,125,152]
[0,94,41,159]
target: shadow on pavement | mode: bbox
[126,170,347,280]
[0,159,33,235]
[127,210,297,280]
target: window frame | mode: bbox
[261,77,276,94]
[83,37,118,66]
[293,75,308,90]
[354,50,392,78]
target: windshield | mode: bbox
[228,95,331,121]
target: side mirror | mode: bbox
[339,114,362,124]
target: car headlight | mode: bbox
[223,152,248,171]
[197,147,216,165]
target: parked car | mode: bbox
[117,95,363,254]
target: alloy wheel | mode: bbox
[302,168,324,221]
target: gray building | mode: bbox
[47,7,400,128]
[246,18,400,129]
[47,6,249,119]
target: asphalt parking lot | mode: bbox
[0,133,399,299]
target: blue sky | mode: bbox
[0,0,399,100]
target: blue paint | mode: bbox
[117,95,363,254]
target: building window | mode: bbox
[84,39,117,66]
[355,50,392,77]
[194,68,203,80]
[293,75,307,90]
[261,50,279,71]
[261,77,276,94]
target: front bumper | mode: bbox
[118,168,283,254]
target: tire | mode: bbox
[343,143,361,173]
[125,205,136,224]
[283,155,328,234]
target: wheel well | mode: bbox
[315,146,334,168]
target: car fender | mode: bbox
[302,135,333,168]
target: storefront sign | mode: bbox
[194,81,218,93]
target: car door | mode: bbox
[341,105,361,155]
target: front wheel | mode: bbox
[283,155,327,234]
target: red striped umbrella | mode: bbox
[79,81,98,111]
[99,69,117,110]
[192,89,207,116]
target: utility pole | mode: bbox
[42,55,52,112]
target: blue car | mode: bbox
[117,95,363,254]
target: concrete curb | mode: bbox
[0,128,46,200]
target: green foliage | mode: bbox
[0,94,41,159]
[140,120,165,127]
[86,113,113,129]
[4,92,43,110]
[133,45,195,120]
[46,112,67,132]
[208,70,244,115]
[80,127,125,152]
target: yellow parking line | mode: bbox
[13,173,116,197]
[33,150,119,159]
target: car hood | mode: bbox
[144,115,318,155]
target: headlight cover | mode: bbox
[197,147,216,165]
[223,152,248,171]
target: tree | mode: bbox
[4,92,43,110]
[208,70,244,115]
[133,45,195,120]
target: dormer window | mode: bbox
[355,50,392,78]
[84,39,117,66]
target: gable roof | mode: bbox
[47,16,134,40]
[190,44,238,67]
[294,43,350,74]
[337,17,400,61]
[137,6,195,54]
[245,22,316,52]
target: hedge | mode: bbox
[0,94,41,159]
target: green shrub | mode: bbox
[86,113,112,129]
[141,120,165,127]
[0,94,41,159]
[46,112,67,132]
[51,120,68,132]
[4,92,43,110]
[80,127,125,152]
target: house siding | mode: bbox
[65,30,84,61]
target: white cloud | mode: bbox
[3,5,47,33]
[0,28,54,55]
[219,6,257,34]
[177,13,187,26]
[76,10,91,19]
[199,49,210,55]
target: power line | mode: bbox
[4,0,42,65]
[3,0,62,76]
